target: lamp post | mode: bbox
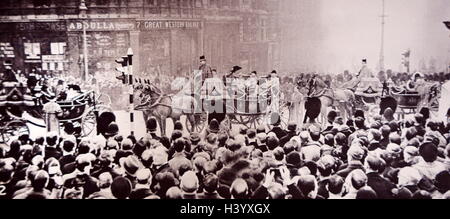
[80,0,89,81]
[444,21,450,73]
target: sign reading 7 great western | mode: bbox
[136,20,202,30]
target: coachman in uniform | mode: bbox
[199,55,213,85]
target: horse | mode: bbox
[302,76,355,128]
[134,81,198,136]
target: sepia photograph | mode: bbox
[0,0,450,205]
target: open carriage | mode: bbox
[0,81,111,143]
[390,82,441,119]
[183,77,289,133]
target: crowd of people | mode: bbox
[1,101,450,199]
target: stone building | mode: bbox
[0,0,281,80]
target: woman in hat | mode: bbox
[406,72,425,93]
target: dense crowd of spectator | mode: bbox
[1,102,450,199]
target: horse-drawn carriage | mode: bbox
[389,82,441,119]
[185,77,290,132]
[351,76,441,119]
[0,81,111,143]
[135,76,290,134]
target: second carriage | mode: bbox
[0,81,112,143]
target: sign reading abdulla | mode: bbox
[67,20,201,31]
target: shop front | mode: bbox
[0,21,68,76]
[66,19,134,80]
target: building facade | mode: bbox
[0,0,281,80]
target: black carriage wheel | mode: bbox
[1,120,29,143]
[185,114,207,133]
[81,105,112,137]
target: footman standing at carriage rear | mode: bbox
[43,99,63,135]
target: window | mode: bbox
[95,0,109,5]
[33,0,52,7]
[24,43,41,60]
[50,42,66,55]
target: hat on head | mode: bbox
[338,125,350,133]
[231,66,242,73]
[334,117,344,125]
[174,121,183,131]
[419,142,438,162]
[239,126,248,135]
[392,187,413,199]
[287,121,297,132]
[413,72,424,79]
[200,55,206,61]
[389,133,402,145]
[136,168,152,183]
[354,109,365,119]
[383,108,395,121]
[111,177,132,199]
[166,187,183,199]
[318,155,336,169]
[121,156,141,177]
[435,171,450,193]
[208,119,220,134]
[356,186,378,199]
[156,172,179,188]
[398,167,421,186]
[121,139,134,151]
[370,121,382,129]
[246,128,257,139]
[327,110,338,122]
[347,146,365,161]
[286,152,302,168]
[146,117,158,132]
[256,124,266,133]
[266,136,280,151]
[271,70,278,74]
[105,122,119,137]
[386,143,402,154]
[180,171,199,193]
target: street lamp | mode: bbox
[444,21,450,73]
[80,0,88,81]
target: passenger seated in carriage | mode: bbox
[405,72,425,93]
